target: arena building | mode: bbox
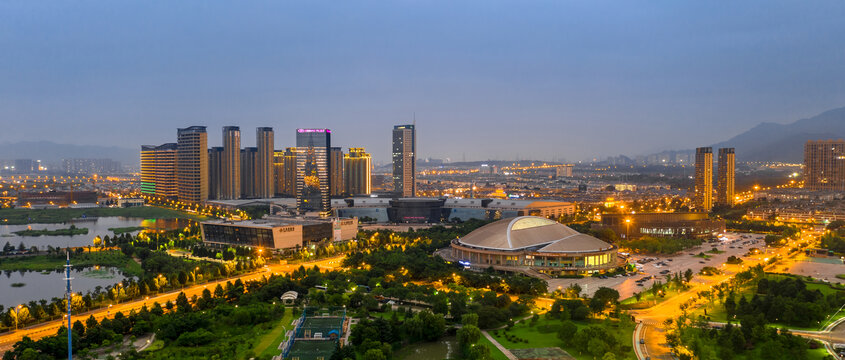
[450,216,618,275]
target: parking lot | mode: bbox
[547,232,767,299]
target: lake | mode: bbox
[0,267,129,308]
[0,217,192,249]
[394,336,458,360]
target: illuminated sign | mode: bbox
[297,129,331,133]
[278,226,295,233]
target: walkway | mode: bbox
[481,330,519,360]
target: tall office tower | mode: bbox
[392,124,416,197]
[140,143,178,198]
[804,140,845,191]
[344,147,372,195]
[282,147,297,196]
[694,147,713,212]
[295,129,331,213]
[221,126,241,199]
[240,147,258,198]
[208,147,224,200]
[273,150,285,197]
[256,127,274,198]
[717,148,735,206]
[176,126,208,203]
[330,147,344,196]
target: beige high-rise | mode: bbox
[805,140,845,191]
[717,148,735,206]
[344,147,371,195]
[222,126,241,199]
[141,143,177,198]
[330,147,344,196]
[256,127,274,198]
[694,147,713,212]
[176,126,208,203]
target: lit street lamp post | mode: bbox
[625,219,631,239]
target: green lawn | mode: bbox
[0,206,206,225]
[478,333,510,360]
[254,308,299,358]
[0,250,144,277]
[488,317,636,360]
[621,286,686,308]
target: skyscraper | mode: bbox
[694,147,713,212]
[255,127,274,198]
[295,129,331,213]
[176,126,208,203]
[392,124,416,197]
[273,150,285,197]
[330,147,344,196]
[140,143,177,198]
[344,147,372,196]
[240,147,258,198]
[208,147,224,200]
[804,140,845,191]
[717,148,735,206]
[222,126,241,199]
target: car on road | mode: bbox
[640,339,645,344]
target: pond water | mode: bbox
[0,217,192,249]
[394,336,458,360]
[0,267,128,308]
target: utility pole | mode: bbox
[64,252,73,360]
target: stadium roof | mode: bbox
[457,216,613,253]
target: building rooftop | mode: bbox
[457,216,612,253]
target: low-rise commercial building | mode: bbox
[592,212,724,239]
[200,216,357,251]
[333,197,575,224]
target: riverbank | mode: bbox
[0,206,206,225]
[13,226,89,236]
[0,250,143,277]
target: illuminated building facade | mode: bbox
[141,143,178,198]
[593,212,725,239]
[804,140,845,191]
[392,124,416,197]
[330,147,344,196]
[240,147,258,198]
[717,147,735,206]
[295,129,331,213]
[694,147,713,212]
[255,127,275,198]
[201,216,358,251]
[222,126,241,200]
[450,216,618,275]
[208,147,224,200]
[344,147,371,196]
[176,126,208,203]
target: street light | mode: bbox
[625,219,632,239]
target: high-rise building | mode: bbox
[222,126,241,199]
[344,147,372,196]
[241,147,258,198]
[282,147,297,197]
[694,147,713,212]
[176,126,208,203]
[140,143,178,198]
[330,147,344,196]
[392,124,416,197]
[256,127,275,198]
[717,148,735,206]
[295,129,331,213]
[804,140,845,191]
[273,150,286,197]
[208,147,224,200]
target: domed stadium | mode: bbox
[450,216,619,275]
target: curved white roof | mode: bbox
[457,216,613,253]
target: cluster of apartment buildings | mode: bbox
[141,124,416,215]
[693,147,735,211]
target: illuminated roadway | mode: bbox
[0,256,344,355]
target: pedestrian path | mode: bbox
[481,330,519,360]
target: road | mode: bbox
[631,232,810,359]
[0,256,343,354]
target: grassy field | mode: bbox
[13,226,89,236]
[488,317,636,360]
[254,308,298,358]
[621,286,685,308]
[0,206,206,225]
[0,250,144,277]
[108,226,146,234]
[478,333,510,360]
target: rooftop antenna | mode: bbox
[64,251,73,360]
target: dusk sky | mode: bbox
[1,1,844,163]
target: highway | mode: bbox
[0,256,343,354]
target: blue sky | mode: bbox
[1,1,843,163]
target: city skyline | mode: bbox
[2,1,844,163]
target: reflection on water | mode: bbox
[0,267,128,308]
[395,336,458,360]
[0,217,194,249]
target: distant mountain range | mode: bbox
[710,106,845,162]
[0,141,137,166]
